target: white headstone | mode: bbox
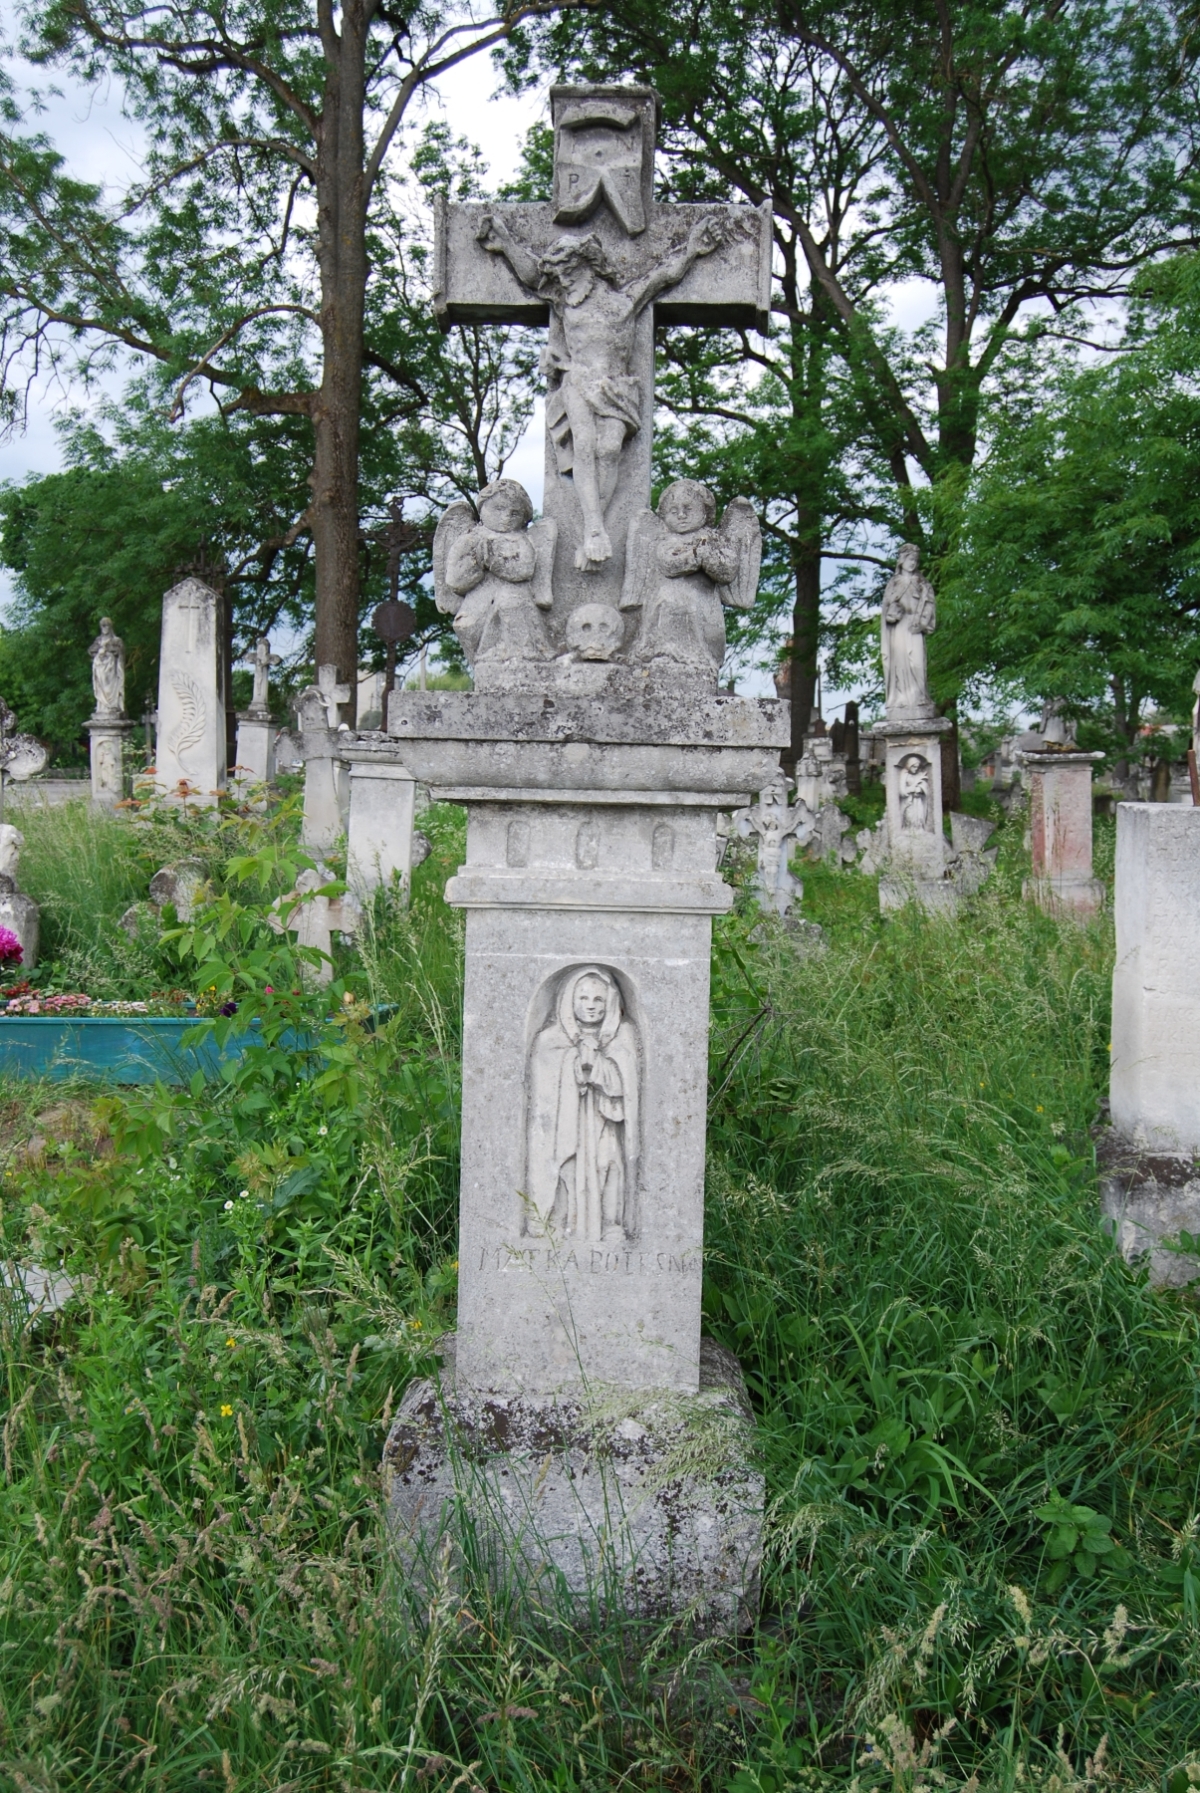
[345,753,420,897]
[296,687,348,852]
[155,578,225,802]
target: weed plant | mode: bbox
[1,798,1198,1790]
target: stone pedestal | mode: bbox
[383,685,783,1628]
[877,717,954,912]
[87,718,132,807]
[343,746,418,898]
[1020,750,1104,916]
[385,1336,762,1634]
[233,713,276,786]
[1111,804,1200,1152]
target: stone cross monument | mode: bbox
[384,87,782,1633]
[234,635,282,788]
[433,86,769,622]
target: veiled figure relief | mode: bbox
[898,753,933,832]
[621,481,759,680]
[525,965,641,1244]
[433,479,557,667]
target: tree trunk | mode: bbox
[311,8,369,723]
[787,527,821,770]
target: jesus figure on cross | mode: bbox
[477,211,729,570]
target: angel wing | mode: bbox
[619,509,666,612]
[528,518,558,610]
[717,496,761,612]
[432,502,478,616]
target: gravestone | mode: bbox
[876,545,955,913]
[87,618,133,806]
[234,635,281,786]
[343,742,423,899]
[272,867,362,985]
[0,823,39,969]
[1019,748,1104,916]
[155,578,226,802]
[1100,804,1200,1284]
[733,772,813,917]
[296,679,349,853]
[384,85,780,1632]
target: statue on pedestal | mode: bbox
[881,545,936,721]
[89,618,126,719]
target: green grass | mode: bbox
[1,799,1198,1790]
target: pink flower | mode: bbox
[264,985,274,994]
[0,927,22,966]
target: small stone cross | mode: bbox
[434,85,770,614]
[733,772,814,918]
[316,664,351,729]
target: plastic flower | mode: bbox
[0,927,23,965]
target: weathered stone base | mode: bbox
[1023,874,1104,918]
[879,873,959,916]
[1097,1129,1200,1288]
[383,1337,763,1635]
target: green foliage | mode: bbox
[3,799,1200,1786]
[938,261,1200,747]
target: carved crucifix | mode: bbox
[434,86,771,618]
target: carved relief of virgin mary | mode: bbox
[525,965,640,1243]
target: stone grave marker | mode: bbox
[876,545,956,913]
[87,618,133,806]
[1019,745,1104,917]
[234,635,281,786]
[155,578,226,802]
[382,84,781,1632]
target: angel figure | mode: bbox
[881,544,937,720]
[525,965,640,1245]
[620,480,759,681]
[433,479,557,667]
[89,618,125,719]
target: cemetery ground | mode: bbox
[1,792,1198,1793]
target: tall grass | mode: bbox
[1,796,1198,1790]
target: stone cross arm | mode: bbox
[434,195,771,333]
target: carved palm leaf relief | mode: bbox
[168,673,207,772]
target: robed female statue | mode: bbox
[89,618,126,719]
[525,965,640,1244]
[881,544,936,721]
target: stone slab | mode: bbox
[384,1335,762,1635]
[346,759,417,897]
[234,715,276,786]
[1111,803,1200,1152]
[155,578,226,801]
[389,690,788,748]
[1021,751,1103,916]
[0,889,39,969]
[881,724,950,886]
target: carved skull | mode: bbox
[566,604,624,662]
